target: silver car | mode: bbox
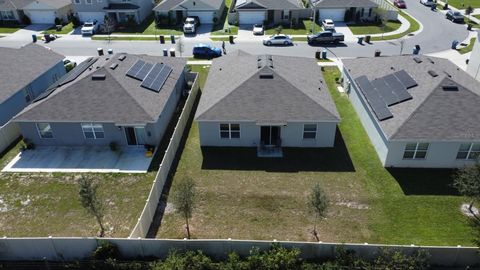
[263,34,293,46]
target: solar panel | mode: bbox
[149,65,172,92]
[372,78,398,106]
[136,62,154,81]
[126,60,146,79]
[141,63,164,89]
[394,70,417,89]
[356,76,393,121]
[382,74,412,104]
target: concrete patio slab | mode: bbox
[2,146,153,173]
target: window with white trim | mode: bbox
[303,124,317,139]
[403,142,429,159]
[73,0,81,4]
[81,123,105,139]
[1,11,15,20]
[283,10,290,19]
[457,143,480,160]
[37,123,53,139]
[220,123,240,139]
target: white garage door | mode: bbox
[27,10,55,24]
[187,11,214,24]
[78,12,105,23]
[319,9,346,22]
[239,11,265,25]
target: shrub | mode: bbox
[92,241,121,260]
[152,250,213,270]
[54,17,61,25]
[71,15,81,27]
[22,15,31,25]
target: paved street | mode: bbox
[0,0,471,58]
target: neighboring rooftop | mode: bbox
[104,3,140,10]
[0,44,64,104]
[154,0,224,11]
[312,0,377,8]
[195,50,340,123]
[14,53,187,124]
[343,55,480,141]
[29,0,71,8]
[0,0,34,10]
[235,0,303,9]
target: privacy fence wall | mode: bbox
[0,238,478,268]
[0,121,20,154]
[129,72,200,238]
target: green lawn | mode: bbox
[210,0,238,35]
[475,14,480,20]
[445,0,480,8]
[0,140,154,237]
[111,16,183,35]
[265,20,322,35]
[43,22,74,35]
[348,20,402,35]
[458,37,476,54]
[0,26,20,33]
[156,66,475,246]
[371,10,421,41]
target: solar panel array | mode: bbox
[355,70,418,121]
[126,60,172,92]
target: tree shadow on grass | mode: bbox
[387,168,459,196]
[201,129,355,172]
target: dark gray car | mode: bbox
[307,31,345,44]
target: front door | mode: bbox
[260,126,280,146]
[267,10,274,23]
[125,127,137,145]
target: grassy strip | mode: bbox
[371,10,420,41]
[0,26,20,34]
[211,26,238,36]
[292,37,307,42]
[43,22,74,35]
[210,37,232,41]
[458,37,476,54]
[348,20,402,35]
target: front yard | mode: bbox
[0,26,20,34]
[156,67,475,246]
[111,16,183,35]
[445,0,480,8]
[265,20,322,35]
[0,141,154,237]
[348,20,402,35]
[43,22,75,35]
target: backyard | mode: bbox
[0,141,154,237]
[156,67,475,246]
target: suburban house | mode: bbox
[342,55,480,168]
[23,0,72,24]
[195,51,340,157]
[154,0,225,25]
[0,0,34,24]
[311,0,378,22]
[13,53,189,148]
[72,0,153,25]
[232,0,305,25]
[0,44,65,127]
[467,31,480,81]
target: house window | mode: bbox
[368,8,373,17]
[457,143,480,160]
[23,87,31,103]
[283,10,290,19]
[220,123,240,139]
[403,142,429,159]
[81,123,105,139]
[73,0,81,4]
[303,124,317,139]
[36,123,53,139]
[1,11,15,20]
[85,0,92,4]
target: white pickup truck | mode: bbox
[81,20,100,36]
[183,17,199,34]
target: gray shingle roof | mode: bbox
[0,44,64,104]
[30,0,70,9]
[235,0,303,10]
[104,3,140,10]
[154,0,223,11]
[0,0,34,10]
[312,0,378,8]
[14,54,187,125]
[195,50,340,123]
[343,55,480,141]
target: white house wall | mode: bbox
[343,68,389,165]
[386,141,479,168]
[197,121,337,148]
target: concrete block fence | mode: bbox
[0,238,478,267]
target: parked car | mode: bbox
[193,43,222,58]
[394,0,407,8]
[420,0,435,6]
[307,31,344,44]
[253,24,264,35]
[263,34,293,46]
[183,17,200,34]
[81,20,99,36]
[446,10,465,23]
[322,19,335,30]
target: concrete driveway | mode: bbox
[2,146,153,173]
[2,24,51,44]
[333,22,357,42]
